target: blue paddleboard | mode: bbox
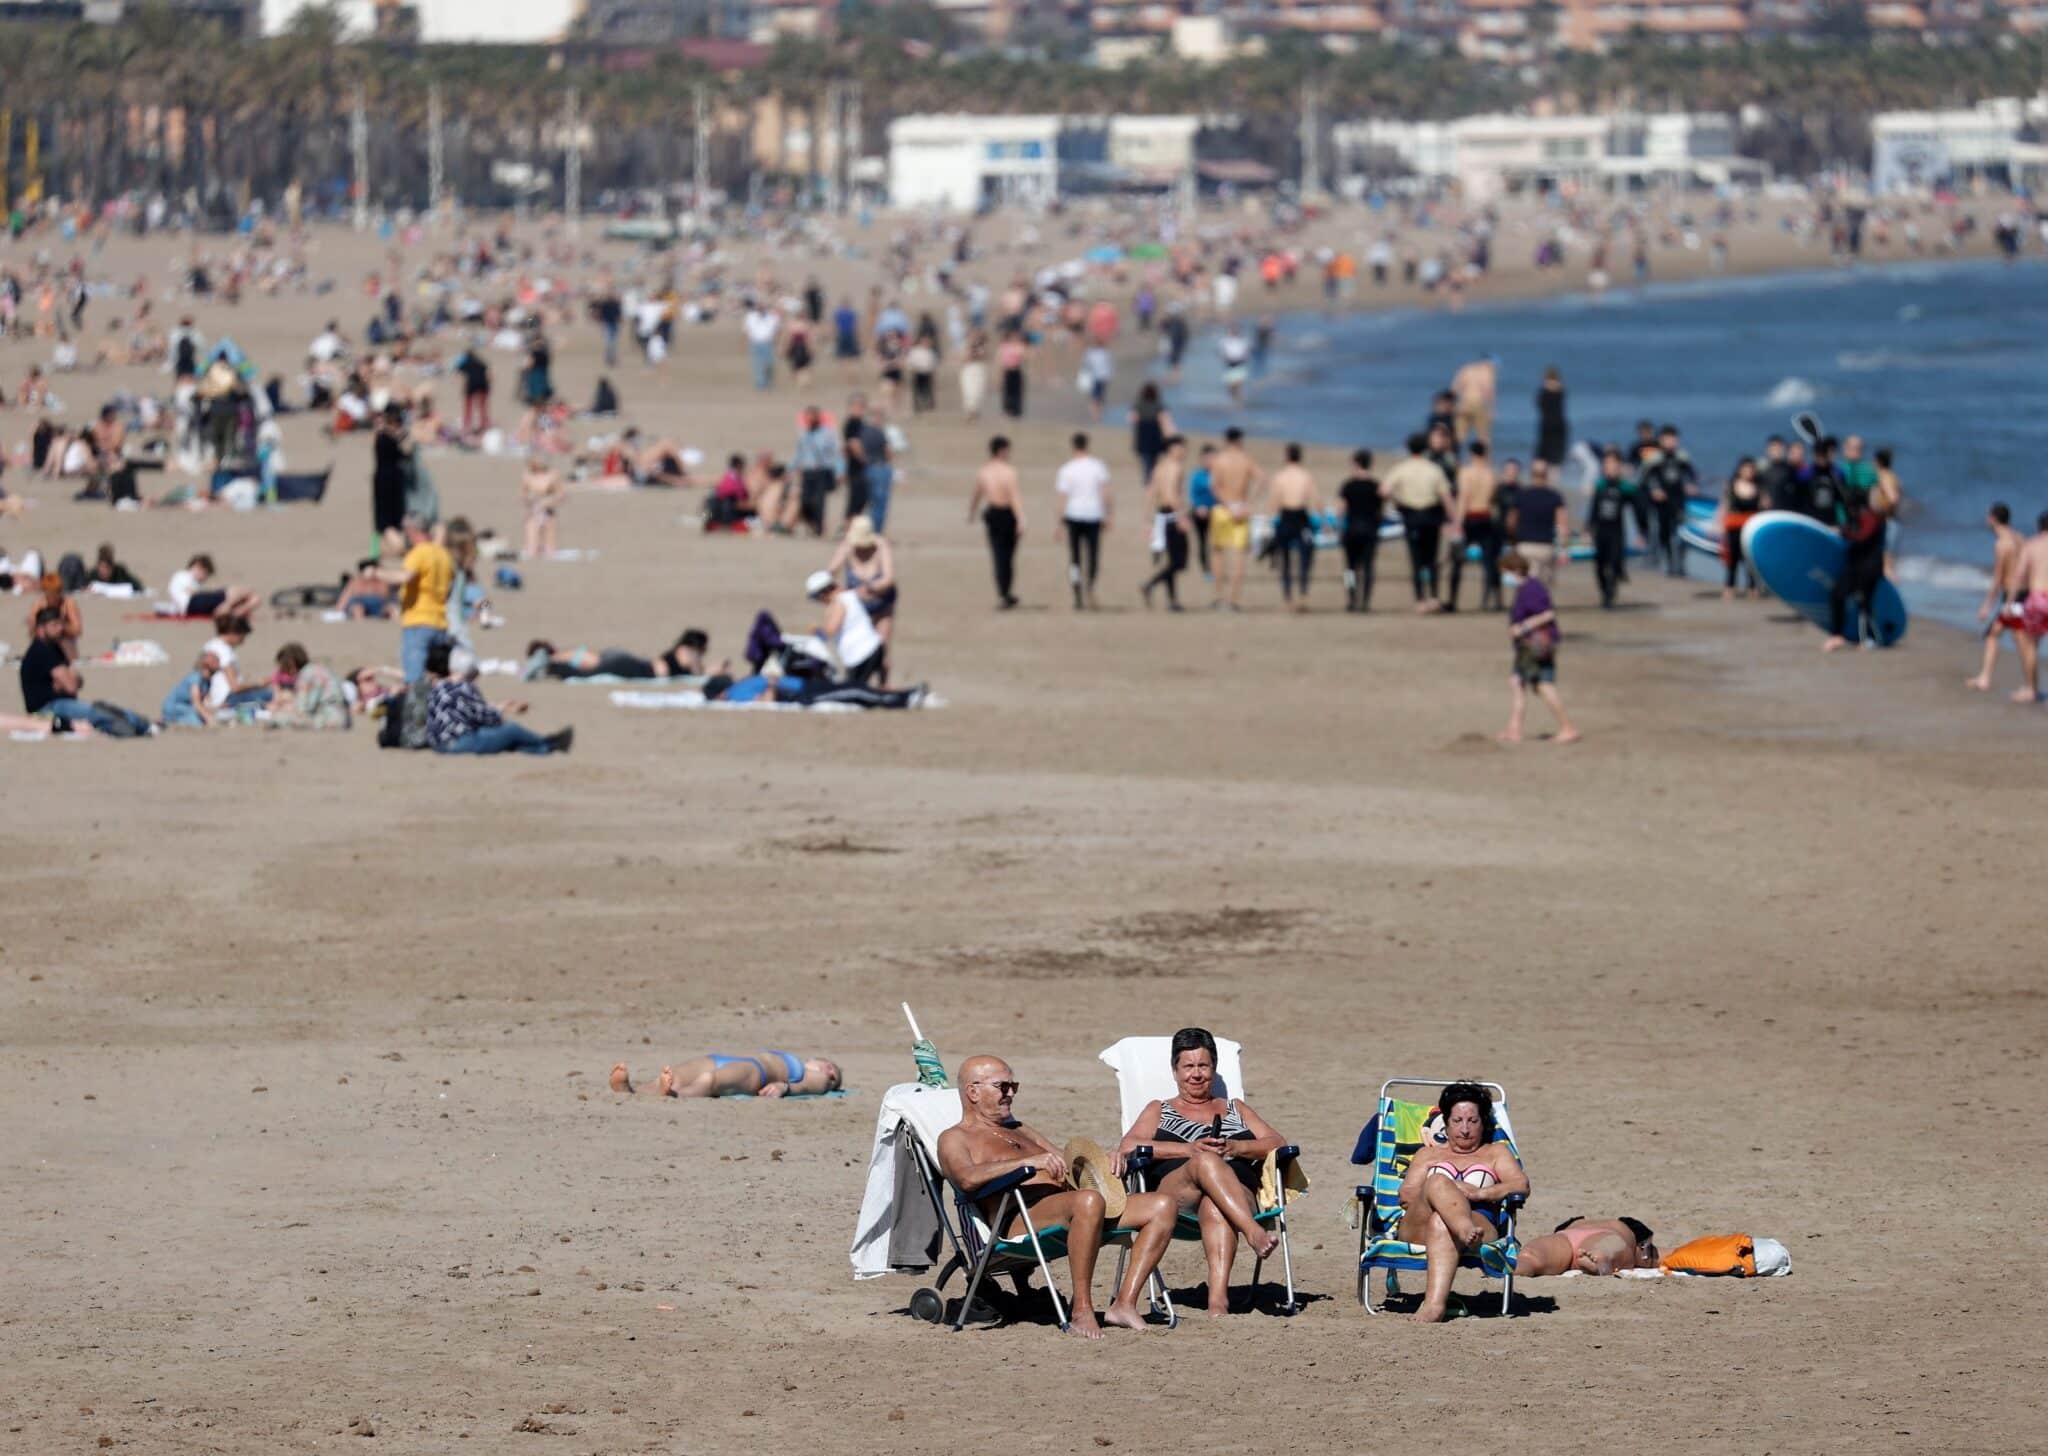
[1678,498,1721,558]
[1739,510,1907,646]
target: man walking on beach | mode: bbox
[2010,511,2048,703]
[1055,433,1112,611]
[968,435,1025,610]
[1268,444,1321,613]
[1383,433,1455,612]
[1207,427,1262,611]
[1507,458,1569,584]
[1966,503,2022,694]
[1640,424,1697,577]
[793,406,843,537]
[1451,354,1496,449]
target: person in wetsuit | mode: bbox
[1639,423,1697,577]
[1337,449,1384,613]
[1823,476,1889,652]
[1267,442,1321,612]
[1587,446,1632,608]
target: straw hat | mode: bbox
[1062,1137,1126,1221]
[845,515,877,550]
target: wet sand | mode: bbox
[1,202,2041,1454]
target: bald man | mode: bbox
[937,1054,1182,1338]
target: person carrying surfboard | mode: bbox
[1822,477,1890,653]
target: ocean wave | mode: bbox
[1765,377,1817,408]
[1891,554,1993,591]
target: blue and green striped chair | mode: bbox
[1354,1078,1524,1316]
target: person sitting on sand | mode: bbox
[521,629,711,683]
[1509,1216,1659,1278]
[931,1054,1195,1338]
[340,559,396,619]
[1112,1026,1288,1319]
[1396,1081,1529,1323]
[269,642,350,730]
[166,553,261,621]
[27,573,83,658]
[609,1050,842,1100]
[88,543,144,593]
[425,643,572,756]
[160,648,222,728]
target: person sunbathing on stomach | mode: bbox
[1398,1080,1529,1323]
[1511,1216,1658,1277]
[608,1051,841,1099]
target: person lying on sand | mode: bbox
[609,1051,841,1099]
[521,629,712,682]
[1509,1216,1659,1277]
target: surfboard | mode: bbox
[1677,497,1721,559]
[1740,510,1908,646]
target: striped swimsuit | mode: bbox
[1146,1100,1261,1192]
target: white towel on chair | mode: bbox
[850,1083,963,1280]
[1098,1035,1248,1134]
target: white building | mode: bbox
[412,0,577,41]
[1335,110,1759,198]
[1871,97,2048,193]
[887,116,1066,213]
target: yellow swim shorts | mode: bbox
[1209,509,1251,551]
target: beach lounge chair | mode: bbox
[1097,1035,1303,1315]
[857,1081,1144,1333]
[1353,1077,1524,1316]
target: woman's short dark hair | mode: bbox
[1170,1027,1217,1067]
[275,642,310,674]
[1438,1082,1496,1139]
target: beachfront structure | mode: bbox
[1870,97,2048,193]
[1334,110,1762,198]
[887,114,1233,211]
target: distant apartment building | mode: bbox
[1083,0,2036,60]
[1335,109,1762,197]
[886,112,1232,210]
[574,0,751,42]
[1870,96,2048,191]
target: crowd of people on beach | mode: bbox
[4,183,2045,751]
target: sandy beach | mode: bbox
[2,197,2042,1454]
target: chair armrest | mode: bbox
[1275,1144,1301,1165]
[1354,1184,1375,1200]
[964,1167,1035,1201]
[1126,1144,1155,1173]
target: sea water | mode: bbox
[1165,257,2048,628]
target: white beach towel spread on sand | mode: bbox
[850,1082,963,1280]
[90,640,171,668]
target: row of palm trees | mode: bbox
[0,4,2039,211]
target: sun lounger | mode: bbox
[1098,1035,1304,1315]
[1353,1077,1524,1316]
[851,1082,1146,1333]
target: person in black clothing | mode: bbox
[1624,420,1658,546]
[1802,437,1842,525]
[371,406,411,550]
[1587,447,1632,608]
[456,340,491,437]
[1640,424,1698,577]
[592,288,623,368]
[1534,366,1568,467]
[1161,308,1189,378]
[1336,449,1383,613]
[1823,484,1889,651]
[1757,436,1794,513]
[1129,382,1173,488]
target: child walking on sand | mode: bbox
[521,456,564,559]
[1499,550,1579,745]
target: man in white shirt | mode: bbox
[743,304,781,391]
[308,321,347,365]
[1055,432,1112,611]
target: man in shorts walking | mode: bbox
[1206,428,1263,611]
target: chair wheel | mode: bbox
[909,1287,945,1324]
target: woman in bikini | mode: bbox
[1513,1216,1658,1277]
[1113,1027,1285,1318]
[608,1050,841,1099]
[1396,1081,1529,1322]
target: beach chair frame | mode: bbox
[904,1127,1141,1333]
[1098,1035,1302,1317]
[1355,1077,1523,1317]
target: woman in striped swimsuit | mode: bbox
[1114,1027,1286,1319]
